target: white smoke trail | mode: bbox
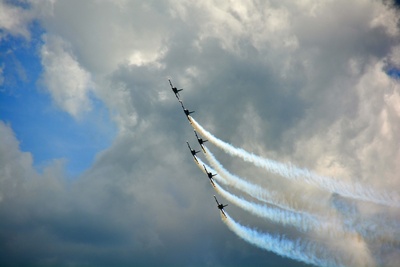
[208,165,315,231]
[197,153,283,206]
[195,156,319,231]
[202,146,324,217]
[213,179,356,239]
[203,147,285,203]
[190,117,399,207]
[195,156,361,241]
[197,155,332,229]
[200,153,400,244]
[222,213,349,267]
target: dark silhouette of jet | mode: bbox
[194,130,207,153]
[214,195,228,218]
[180,100,194,122]
[187,141,200,163]
[203,164,216,187]
[203,164,217,187]
[169,79,183,100]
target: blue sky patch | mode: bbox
[0,21,117,177]
[386,67,400,80]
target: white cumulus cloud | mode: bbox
[40,34,93,118]
[0,0,34,40]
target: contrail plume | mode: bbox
[203,147,285,203]
[190,117,399,207]
[204,157,398,244]
[213,180,357,239]
[197,153,283,207]
[202,146,326,218]
[195,157,316,231]
[213,179,314,231]
[195,154,360,241]
[222,213,350,267]
[194,131,399,246]
[203,148,379,240]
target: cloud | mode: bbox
[40,34,93,118]
[1,0,400,266]
[0,120,281,266]
[33,0,171,75]
[0,0,34,40]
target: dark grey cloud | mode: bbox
[0,120,307,267]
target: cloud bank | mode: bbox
[1,0,400,266]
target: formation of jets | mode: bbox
[169,79,228,218]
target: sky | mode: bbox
[1,0,400,266]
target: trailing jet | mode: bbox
[214,195,228,218]
[203,164,216,187]
[180,100,194,122]
[187,141,200,163]
[169,79,183,100]
[194,130,207,153]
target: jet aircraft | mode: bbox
[187,141,200,163]
[194,130,207,153]
[214,195,228,218]
[169,79,183,100]
[203,164,216,187]
[180,100,194,122]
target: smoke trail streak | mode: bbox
[193,121,400,247]
[197,153,285,208]
[202,146,325,218]
[194,156,362,242]
[214,179,313,231]
[203,147,364,225]
[203,147,285,203]
[194,158,312,230]
[200,155,399,245]
[202,149,387,241]
[198,155,334,230]
[222,213,347,267]
[213,179,354,238]
[190,117,399,207]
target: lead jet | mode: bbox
[169,79,183,100]
[187,141,200,163]
[214,195,228,218]
[180,100,194,122]
[203,164,216,187]
[194,130,207,153]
